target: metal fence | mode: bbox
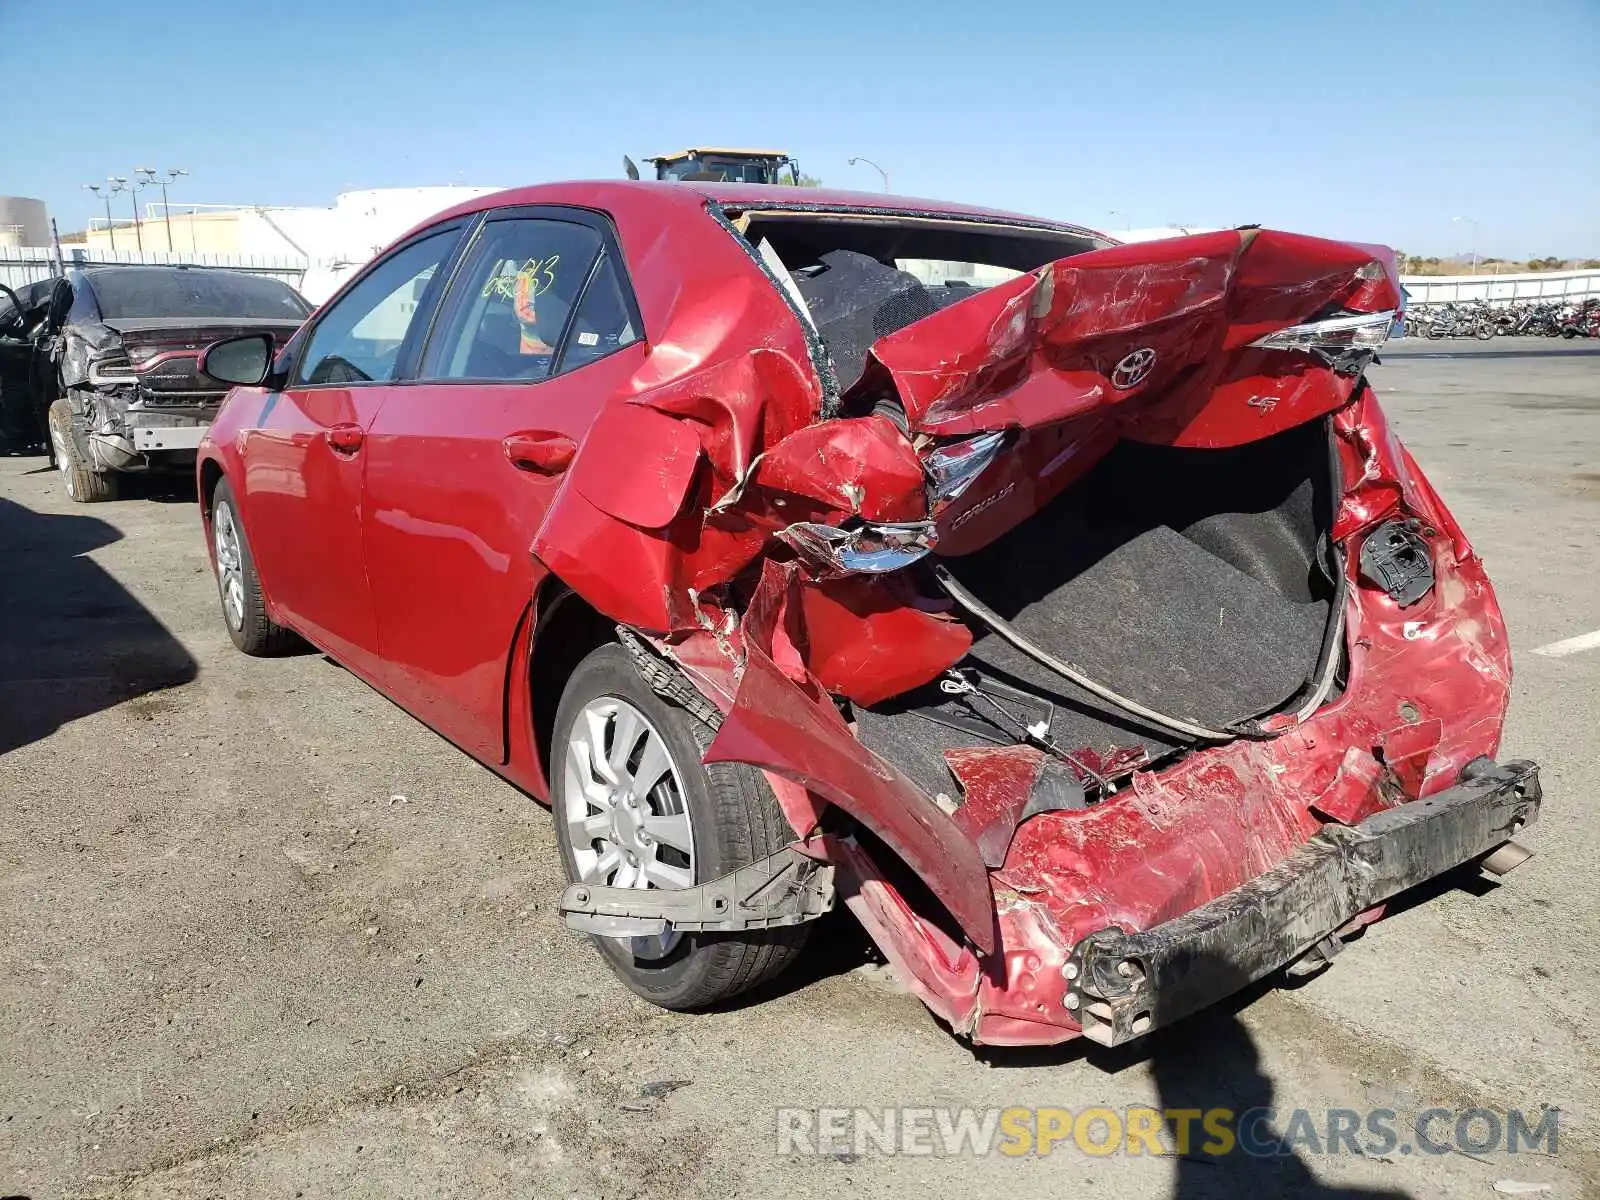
[9,243,1597,313]
[0,245,308,294]
[1400,268,1600,306]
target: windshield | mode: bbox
[704,159,781,183]
[658,157,789,184]
[87,269,311,321]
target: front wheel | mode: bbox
[211,479,299,655]
[551,643,807,1010]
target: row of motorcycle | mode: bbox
[1400,298,1600,339]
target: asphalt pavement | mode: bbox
[0,339,1595,1199]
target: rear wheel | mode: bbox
[551,644,806,1009]
[47,398,116,502]
[211,479,299,655]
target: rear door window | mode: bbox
[419,218,604,382]
[555,251,640,373]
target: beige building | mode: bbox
[82,187,503,260]
[83,208,254,254]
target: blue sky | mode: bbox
[2,0,1595,258]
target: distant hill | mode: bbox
[1399,255,1599,276]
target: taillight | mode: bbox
[87,351,137,387]
[923,431,1006,507]
[1249,255,1396,368]
[776,429,1007,575]
[1250,310,1396,369]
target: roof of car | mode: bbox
[78,263,256,274]
[427,180,1101,237]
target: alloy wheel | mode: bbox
[563,696,697,960]
[213,502,246,631]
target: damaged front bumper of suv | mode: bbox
[546,223,1538,1048]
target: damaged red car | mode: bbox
[194,182,1540,1048]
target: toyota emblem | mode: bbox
[1111,347,1158,390]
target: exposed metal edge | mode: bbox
[560,844,835,937]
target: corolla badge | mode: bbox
[1111,347,1158,389]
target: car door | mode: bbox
[242,224,465,676]
[359,207,647,762]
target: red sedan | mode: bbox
[196,181,1540,1048]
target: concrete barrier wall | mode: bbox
[1401,269,1600,305]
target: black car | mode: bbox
[0,265,310,501]
[0,276,70,452]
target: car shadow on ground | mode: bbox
[118,471,200,504]
[975,953,1412,1199]
[0,495,198,755]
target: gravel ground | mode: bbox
[1,340,1596,1199]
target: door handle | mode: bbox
[327,422,364,453]
[503,430,576,475]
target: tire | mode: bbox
[210,478,299,656]
[551,643,807,1010]
[47,398,117,502]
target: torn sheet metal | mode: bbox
[942,745,1089,869]
[569,402,703,529]
[860,229,1399,445]
[796,575,971,705]
[703,639,997,954]
[750,414,925,523]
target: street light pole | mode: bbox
[847,156,889,191]
[1108,209,1131,231]
[1452,215,1480,273]
[130,177,150,254]
[165,169,187,254]
[84,183,115,251]
[138,167,188,254]
[108,177,141,254]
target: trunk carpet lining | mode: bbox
[854,422,1336,800]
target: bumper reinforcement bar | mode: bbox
[1064,758,1541,1047]
[560,845,835,938]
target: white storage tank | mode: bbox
[0,196,50,247]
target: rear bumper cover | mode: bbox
[1063,758,1541,1047]
[88,404,213,469]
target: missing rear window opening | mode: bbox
[732,209,1104,396]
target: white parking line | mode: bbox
[1531,629,1600,658]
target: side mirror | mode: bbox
[200,333,274,387]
